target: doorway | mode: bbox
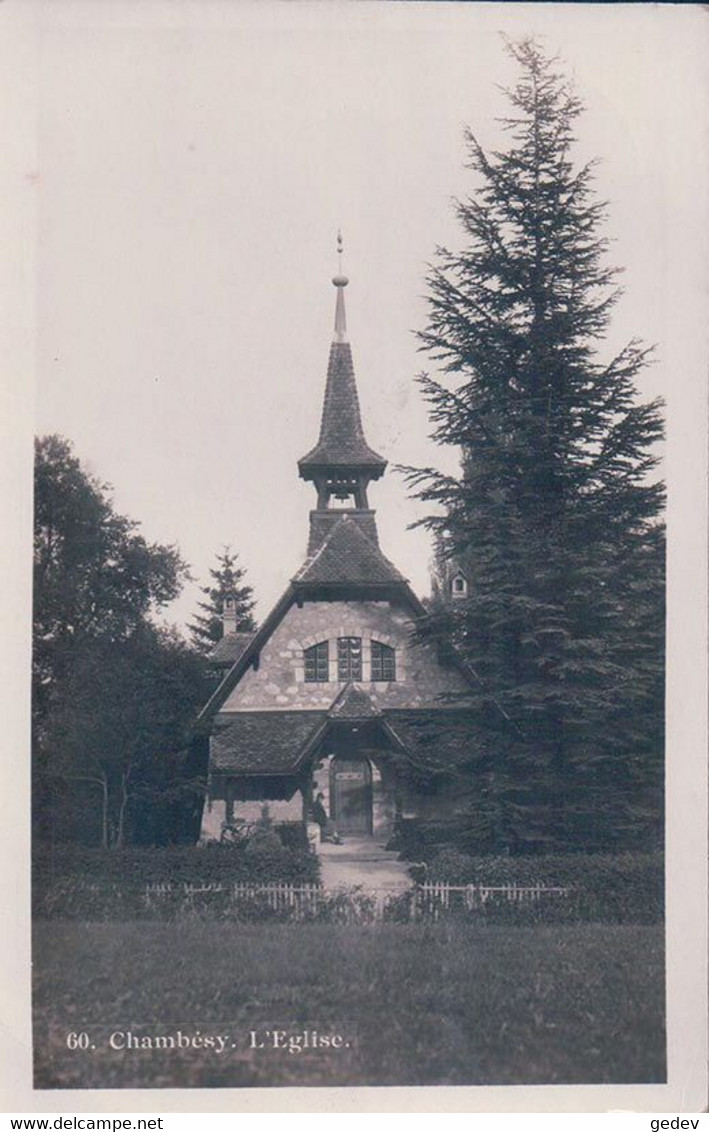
[330,755,373,835]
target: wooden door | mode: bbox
[330,757,373,835]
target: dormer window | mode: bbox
[304,641,329,683]
[337,636,362,681]
[371,640,396,682]
[450,573,468,599]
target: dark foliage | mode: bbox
[33,435,207,847]
[33,840,319,892]
[422,848,663,923]
[189,546,256,654]
[402,40,665,852]
[273,821,310,851]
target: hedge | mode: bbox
[419,848,664,923]
[33,835,320,892]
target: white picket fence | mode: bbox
[142,879,570,921]
[143,881,324,919]
[412,881,570,920]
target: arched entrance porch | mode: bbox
[329,753,373,835]
[311,725,398,841]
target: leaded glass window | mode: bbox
[304,641,329,682]
[371,640,396,682]
[337,636,362,681]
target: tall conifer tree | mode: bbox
[189,547,257,654]
[405,40,665,851]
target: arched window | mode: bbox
[304,641,329,682]
[337,636,362,680]
[371,640,396,682]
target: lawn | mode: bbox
[33,919,665,1089]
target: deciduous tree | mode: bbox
[33,435,201,845]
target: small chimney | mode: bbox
[222,594,237,635]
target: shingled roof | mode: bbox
[329,683,382,720]
[293,514,406,587]
[211,712,327,774]
[210,706,483,778]
[209,631,255,667]
[298,341,387,476]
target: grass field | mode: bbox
[33,919,665,1089]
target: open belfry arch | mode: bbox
[198,240,475,843]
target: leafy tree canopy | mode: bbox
[33,435,202,847]
[34,435,187,670]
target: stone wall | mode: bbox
[220,598,470,714]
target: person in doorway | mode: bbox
[311,792,342,844]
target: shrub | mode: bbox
[424,847,477,884]
[243,826,292,879]
[387,818,452,859]
[273,821,308,851]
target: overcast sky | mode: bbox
[31,0,709,632]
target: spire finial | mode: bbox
[332,229,349,343]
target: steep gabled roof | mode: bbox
[328,683,381,720]
[293,514,406,588]
[197,581,434,727]
[197,585,296,723]
[196,573,487,728]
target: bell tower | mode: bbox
[298,235,387,554]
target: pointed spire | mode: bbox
[333,230,349,344]
[298,241,387,482]
[333,277,348,343]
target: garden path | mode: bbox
[318,836,413,893]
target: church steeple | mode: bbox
[298,240,387,553]
[333,231,348,345]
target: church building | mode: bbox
[198,258,475,844]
